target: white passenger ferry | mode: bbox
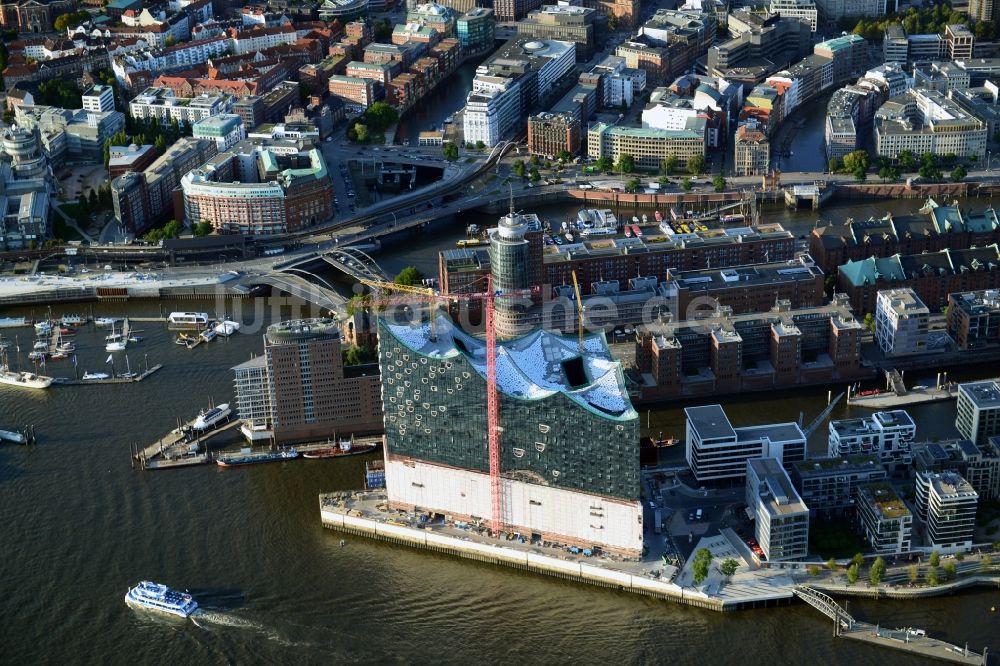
[167,312,209,329]
[125,581,198,618]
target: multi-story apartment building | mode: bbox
[745,457,810,561]
[587,120,705,171]
[948,290,1000,350]
[232,318,383,444]
[874,288,929,357]
[108,143,157,180]
[328,74,379,109]
[915,470,978,552]
[82,84,116,113]
[969,0,998,23]
[956,380,1000,445]
[828,410,916,461]
[527,112,581,157]
[733,121,770,176]
[964,438,1000,501]
[180,138,333,236]
[856,482,912,555]
[686,404,807,482]
[792,455,887,516]
[129,87,234,127]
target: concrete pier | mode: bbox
[56,364,163,386]
[841,623,985,664]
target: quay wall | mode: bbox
[321,508,732,612]
[810,576,1000,600]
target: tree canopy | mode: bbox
[687,154,706,175]
[394,266,424,287]
[616,153,635,174]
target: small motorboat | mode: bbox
[34,321,53,334]
[33,340,48,351]
[128,336,142,343]
[28,351,47,361]
[59,327,76,336]
[94,317,120,327]
[49,352,68,361]
[106,341,126,352]
[82,372,110,381]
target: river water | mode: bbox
[3,196,1000,663]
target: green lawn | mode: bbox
[809,519,869,560]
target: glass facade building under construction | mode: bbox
[377,316,640,501]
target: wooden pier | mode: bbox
[56,364,163,386]
[134,418,241,468]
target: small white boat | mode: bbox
[106,341,126,352]
[200,329,216,343]
[33,340,48,351]
[0,366,53,389]
[60,315,86,326]
[565,232,575,242]
[117,372,138,379]
[56,342,75,353]
[214,320,241,336]
[28,351,47,361]
[0,317,27,328]
[125,581,198,618]
[82,372,110,381]
[632,216,639,224]
[0,429,26,444]
[94,317,120,327]
[128,336,142,343]
[34,321,52,334]
[167,312,209,329]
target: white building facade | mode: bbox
[875,287,929,356]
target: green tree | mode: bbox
[869,556,886,586]
[154,134,167,155]
[720,558,740,578]
[842,150,870,173]
[852,552,865,568]
[442,142,459,161]
[657,176,669,187]
[394,266,424,287]
[475,140,485,151]
[529,154,540,167]
[606,10,619,30]
[955,551,965,561]
[343,345,373,366]
[595,156,613,173]
[943,561,957,580]
[364,102,399,133]
[692,547,712,585]
[927,566,939,586]
[555,150,572,162]
[900,150,916,170]
[512,160,526,178]
[853,166,867,182]
[162,219,182,239]
[828,157,843,173]
[660,155,678,175]
[616,153,635,174]
[712,174,727,192]
[907,564,919,584]
[929,550,940,567]
[352,122,369,144]
[951,164,967,182]
[687,154,706,175]
[345,294,371,316]
[826,557,837,570]
[807,564,821,576]
[528,167,541,183]
[193,221,213,237]
[681,177,692,192]
[625,177,641,192]
[862,313,875,333]
[981,554,993,571]
[846,563,859,585]
[165,35,176,47]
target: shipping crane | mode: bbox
[354,275,532,537]
[570,270,585,352]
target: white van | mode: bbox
[695,508,703,520]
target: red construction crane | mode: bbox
[358,275,533,537]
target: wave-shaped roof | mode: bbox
[380,316,637,420]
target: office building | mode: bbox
[956,380,1000,445]
[527,112,581,157]
[659,255,825,320]
[0,126,51,251]
[734,121,770,176]
[493,0,542,21]
[686,404,806,482]
[855,482,912,555]
[913,61,971,92]
[883,23,908,64]
[456,8,494,55]
[377,314,643,556]
[948,290,1000,350]
[792,455,887,516]
[232,318,383,444]
[191,114,246,151]
[814,0,890,21]
[463,38,576,147]
[107,143,157,180]
[181,138,333,236]
[14,105,125,161]
[828,410,916,461]
[945,24,975,61]
[874,288,929,356]
[769,0,817,31]
[707,12,812,82]
[82,84,116,113]
[745,458,810,561]
[875,88,987,159]
[587,120,705,171]
[915,470,978,552]
[517,5,603,62]
[969,0,998,23]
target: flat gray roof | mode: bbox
[685,404,736,440]
[736,422,805,443]
[959,380,1000,409]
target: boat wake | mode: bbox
[189,609,299,647]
